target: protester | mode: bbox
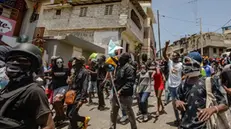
[176,51,228,129]
[50,57,69,123]
[163,40,182,125]
[152,62,165,116]
[220,63,231,106]
[0,43,54,129]
[96,55,107,110]
[109,53,137,129]
[87,59,98,104]
[203,59,214,77]
[0,45,11,89]
[66,56,90,129]
[136,64,151,122]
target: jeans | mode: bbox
[67,103,85,129]
[165,82,171,104]
[88,81,97,93]
[169,86,180,121]
[138,92,150,114]
[97,80,105,108]
[110,96,137,129]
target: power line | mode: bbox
[160,14,220,27]
[214,18,231,32]
[160,25,178,38]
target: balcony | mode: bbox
[0,3,19,21]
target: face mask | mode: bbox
[0,67,9,89]
[5,56,31,80]
[56,58,63,68]
[141,69,146,74]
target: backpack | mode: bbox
[0,83,35,129]
[205,77,231,129]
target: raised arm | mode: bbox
[163,40,170,61]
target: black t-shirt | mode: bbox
[52,67,69,89]
[97,64,107,81]
[90,67,97,81]
[2,82,51,129]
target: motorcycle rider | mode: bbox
[0,43,54,129]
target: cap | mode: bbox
[187,52,202,63]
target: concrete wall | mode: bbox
[44,39,74,64]
[40,2,123,30]
[127,2,144,42]
[20,1,38,40]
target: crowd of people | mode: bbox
[0,41,231,129]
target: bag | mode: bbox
[205,77,231,129]
[0,83,36,129]
[65,90,76,105]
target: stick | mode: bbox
[109,72,122,110]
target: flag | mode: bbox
[108,39,123,57]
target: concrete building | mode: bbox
[165,32,231,58]
[0,0,46,46]
[37,0,156,62]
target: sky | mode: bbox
[152,0,231,51]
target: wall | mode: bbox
[19,1,38,40]
[40,2,123,30]
[44,39,74,64]
[45,29,120,54]
[127,2,144,42]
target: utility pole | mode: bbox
[157,10,162,58]
[200,18,203,55]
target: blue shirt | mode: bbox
[203,65,211,77]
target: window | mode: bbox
[80,7,88,17]
[105,5,113,15]
[219,48,223,52]
[213,48,217,53]
[144,27,149,39]
[126,43,129,52]
[131,10,142,30]
[56,9,61,15]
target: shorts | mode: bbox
[168,87,178,100]
[53,86,69,103]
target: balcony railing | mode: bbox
[0,3,19,20]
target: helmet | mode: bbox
[6,43,42,72]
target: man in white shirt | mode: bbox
[163,41,182,125]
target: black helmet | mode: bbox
[6,43,42,72]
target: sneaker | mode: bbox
[136,111,142,116]
[143,114,148,122]
[120,116,128,123]
[83,116,91,129]
[98,106,106,111]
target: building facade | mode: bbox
[0,0,46,46]
[166,32,231,58]
[37,0,156,62]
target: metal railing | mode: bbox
[0,3,19,20]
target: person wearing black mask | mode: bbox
[0,43,54,129]
[66,56,90,129]
[109,53,137,129]
[96,55,107,110]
